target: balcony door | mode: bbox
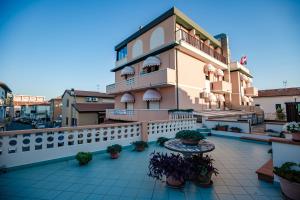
[125,102,134,110]
[147,101,160,110]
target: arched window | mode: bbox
[132,39,143,58]
[150,27,164,50]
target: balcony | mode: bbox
[230,61,252,77]
[175,29,228,69]
[106,109,170,121]
[106,68,176,94]
[245,86,258,96]
[211,81,232,93]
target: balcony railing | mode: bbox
[211,81,232,93]
[107,109,170,122]
[106,68,176,94]
[245,86,258,97]
[176,29,227,64]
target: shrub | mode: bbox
[276,108,285,120]
[274,162,300,183]
[132,141,148,151]
[75,152,92,165]
[156,137,169,146]
[185,155,218,180]
[215,124,229,131]
[230,127,242,133]
[148,152,188,181]
[175,130,205,141]
[107,144,122,154]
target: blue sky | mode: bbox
[0,0,299,99]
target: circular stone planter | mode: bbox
[292,132,300,142]
[110,152,119,159]
[279,176,300,200]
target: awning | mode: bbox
[204,64,215,73]
[215,68,224,76]
[143,89,161,101]
[208,93,217,102]
[248,78,253,83]
[121,66,135,76]
[248,97,254,102]
[142,56,160,69]
[242,96,249,102]
[121,93,135,103]
[217,95,225,102]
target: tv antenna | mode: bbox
[283,81,287,88]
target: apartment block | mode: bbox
[106,7,257,122]
[49,97,62,122]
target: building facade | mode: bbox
[253,87,300,122]
[106,7,258,122]
[61,90,114,126]
[0,82,12,131]
[13,95,46,117]
[20,102,51,121]
[49,97,62,122]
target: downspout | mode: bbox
[176,49,179,109]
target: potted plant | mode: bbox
[75,152,92,165]
[156,137,169,146]
[132,141,148,152]
[185,155,218,187]
[175,130,205,145]
[148,152,187,188]
[282,122,300,141]
[274,162,300,200]
[215,124,229,131]
[106,144,122,159]
[230,127,242,133]
[276,108,285,120]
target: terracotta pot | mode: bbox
[292,132,300,142]
[196,172,213,187]
[181,139,199,145]
[166,176,185,188]
[110,152,119,159]
[279,176,300,200]
[135,146,145,152]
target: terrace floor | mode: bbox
[0,137,282,200]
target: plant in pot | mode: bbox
[132,141,148,152]
[175,130,205,145]
[282,122,300,142]
[215,124,229,131]
[185,155,218,187]
[156,137,169,146]
[274,162,300,200]
[148,152,188,188]
[75,152,92,166]
[230,127,242,133]
[106,144,122,159]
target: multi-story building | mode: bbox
[0,82,12,131]
[230,61,258,107]
[61,89,114,126]
[106,7,257,122]
[13,95,46,117]
[49,97,62,122]
[20,102,50,121]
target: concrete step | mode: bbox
[240,136,270,144]
[256,159,274,183]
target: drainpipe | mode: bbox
[175,49,179,109]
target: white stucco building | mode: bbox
[253,87,300,121]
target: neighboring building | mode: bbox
[61,89,114,126]
[0,82,12,131]
[105,7,258,122]
[49,97,62,122]
[253,87,300,122]
[20,102,51,121]
[13,95,46,117]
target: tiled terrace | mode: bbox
[0,137,282,200]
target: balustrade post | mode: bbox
[141,121,148,142]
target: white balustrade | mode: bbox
[147,118,196,142]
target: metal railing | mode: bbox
[176,29,227,64]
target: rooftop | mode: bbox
[73,103,114,113]
[255,87,300,98]
[0,136,281,200]
[63,90,114,98]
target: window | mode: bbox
[147,101,160,109]
[117,46,127,61]
[275,104,281,111]
[66,117,68,125]
[144,65,159,74]
[205,75,209,80]
[66,99,69,107]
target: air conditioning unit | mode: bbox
[92,97,98,102]
[86,97,92,102]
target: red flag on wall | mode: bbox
[240,56,247,65]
